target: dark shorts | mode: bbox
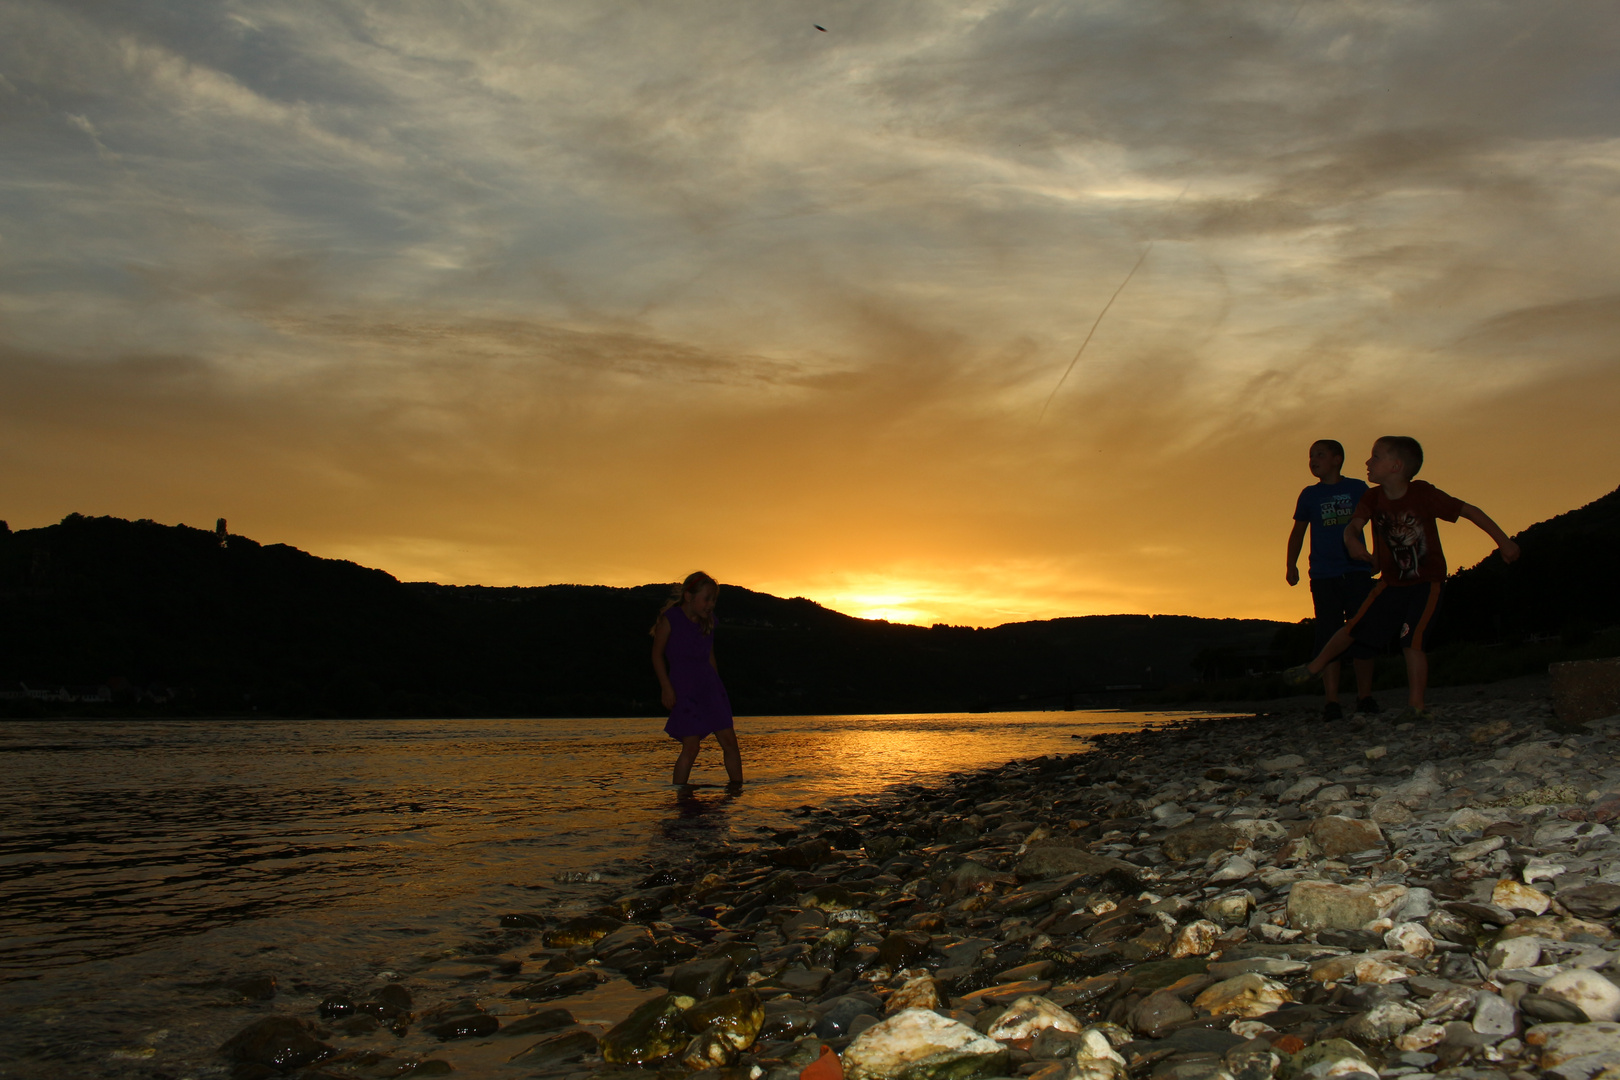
[1344,580,1443,658]
[1309,573,1376,654]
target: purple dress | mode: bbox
[663,606,734,740]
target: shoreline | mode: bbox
[210,679,1620,1079]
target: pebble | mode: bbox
[207,692,1620,1080]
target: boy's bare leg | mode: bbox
[1403,648,1428,710]
[1353,658,1375,701]
[672,736,704,785]
[1322,659,1342,703]
[1306,625,1355,674]
[715,727,743,784]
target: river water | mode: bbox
[0,710,1208,1078]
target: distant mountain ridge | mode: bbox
[0,515,1280,717]
[2,482,1613,718]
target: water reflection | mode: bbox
[0,709,1211,1077]
[667,782,744,830]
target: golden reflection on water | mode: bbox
[0,709,1210,1076]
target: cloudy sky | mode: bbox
[3,1,1618,625]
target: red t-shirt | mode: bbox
[1355,480,1465,583]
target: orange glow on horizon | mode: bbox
[2,4,1618,626]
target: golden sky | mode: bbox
[3,2,1618,626]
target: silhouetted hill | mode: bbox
[1438,482,1620,647]
[0,514,1282,717]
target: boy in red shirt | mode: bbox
[1284,435,1520,719]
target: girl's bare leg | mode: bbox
[672,736,703,785]
[715,727,743,785]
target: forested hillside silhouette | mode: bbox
[0,515,1278,718]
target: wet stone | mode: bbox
[318,993,355,1019]
[508,1028,599,1068]
[841,1008,1009,1080]
[670,956,738,999]
[219,1016,334,1071]
[428,1013,499,1040]
[509,968,603,1001]
[543,915,624,948]
[878,931,932,969]
[600,993,697,1065]
[760,1003,818,1039]
[224,975,278,1001]
[682,1028,739,1071]
[682,989,765,1050]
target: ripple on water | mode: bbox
[0,709,1202,1075]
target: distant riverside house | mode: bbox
[0,682,151,703]
[4,683,113,702]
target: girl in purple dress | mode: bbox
[650,571,742,786]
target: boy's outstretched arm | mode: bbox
[1342,511,1375,565]
[1460,503,1521,563]
[1285,520,1307,586]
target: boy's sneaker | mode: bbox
[1280,664,1317,688]
[1323,702,1343,720]
[1356,697,1381,715]
[1393,706,1434,723]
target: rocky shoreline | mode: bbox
[218,681,1620,1080]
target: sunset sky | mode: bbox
[3,1,1618,626]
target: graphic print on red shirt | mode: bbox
[1355,480,1464,583]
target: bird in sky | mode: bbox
[815,24,827,31]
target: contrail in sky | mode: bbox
[1040,4,1317,424]
[1037,242,1154,424]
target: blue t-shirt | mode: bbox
[1294,478,1372,578]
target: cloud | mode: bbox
[2,0,1619,624]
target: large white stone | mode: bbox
[1210,856,1256,883]
[1170,920,1221,958]
[1287,880,1408,931]
[1345,1001,1421,1042]
[1193,973,1292,1018]
[1493,878,1552,915]
[1385,922,1434,957]
[1489,935,1545,972]
[1395,1023,1447,1052]
[1543,969,1620,1023]
[841,1008,1008,1080]
[884,976,940,1015]
[985,995,1084,1041]
[1472,992,1518,1038]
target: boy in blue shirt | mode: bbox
[1286,440,1376,719]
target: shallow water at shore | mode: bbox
[0,709,1206,1075]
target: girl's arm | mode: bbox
[651,616,676,710]
[1460,503,1521,563]
[709,644,719,673]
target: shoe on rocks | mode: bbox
[1393,706,1434,723]
[1323,701,1343,720]
[1356,696,1381,715]
[1280,664,1318,687]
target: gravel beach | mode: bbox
[215,676,1620,1080]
